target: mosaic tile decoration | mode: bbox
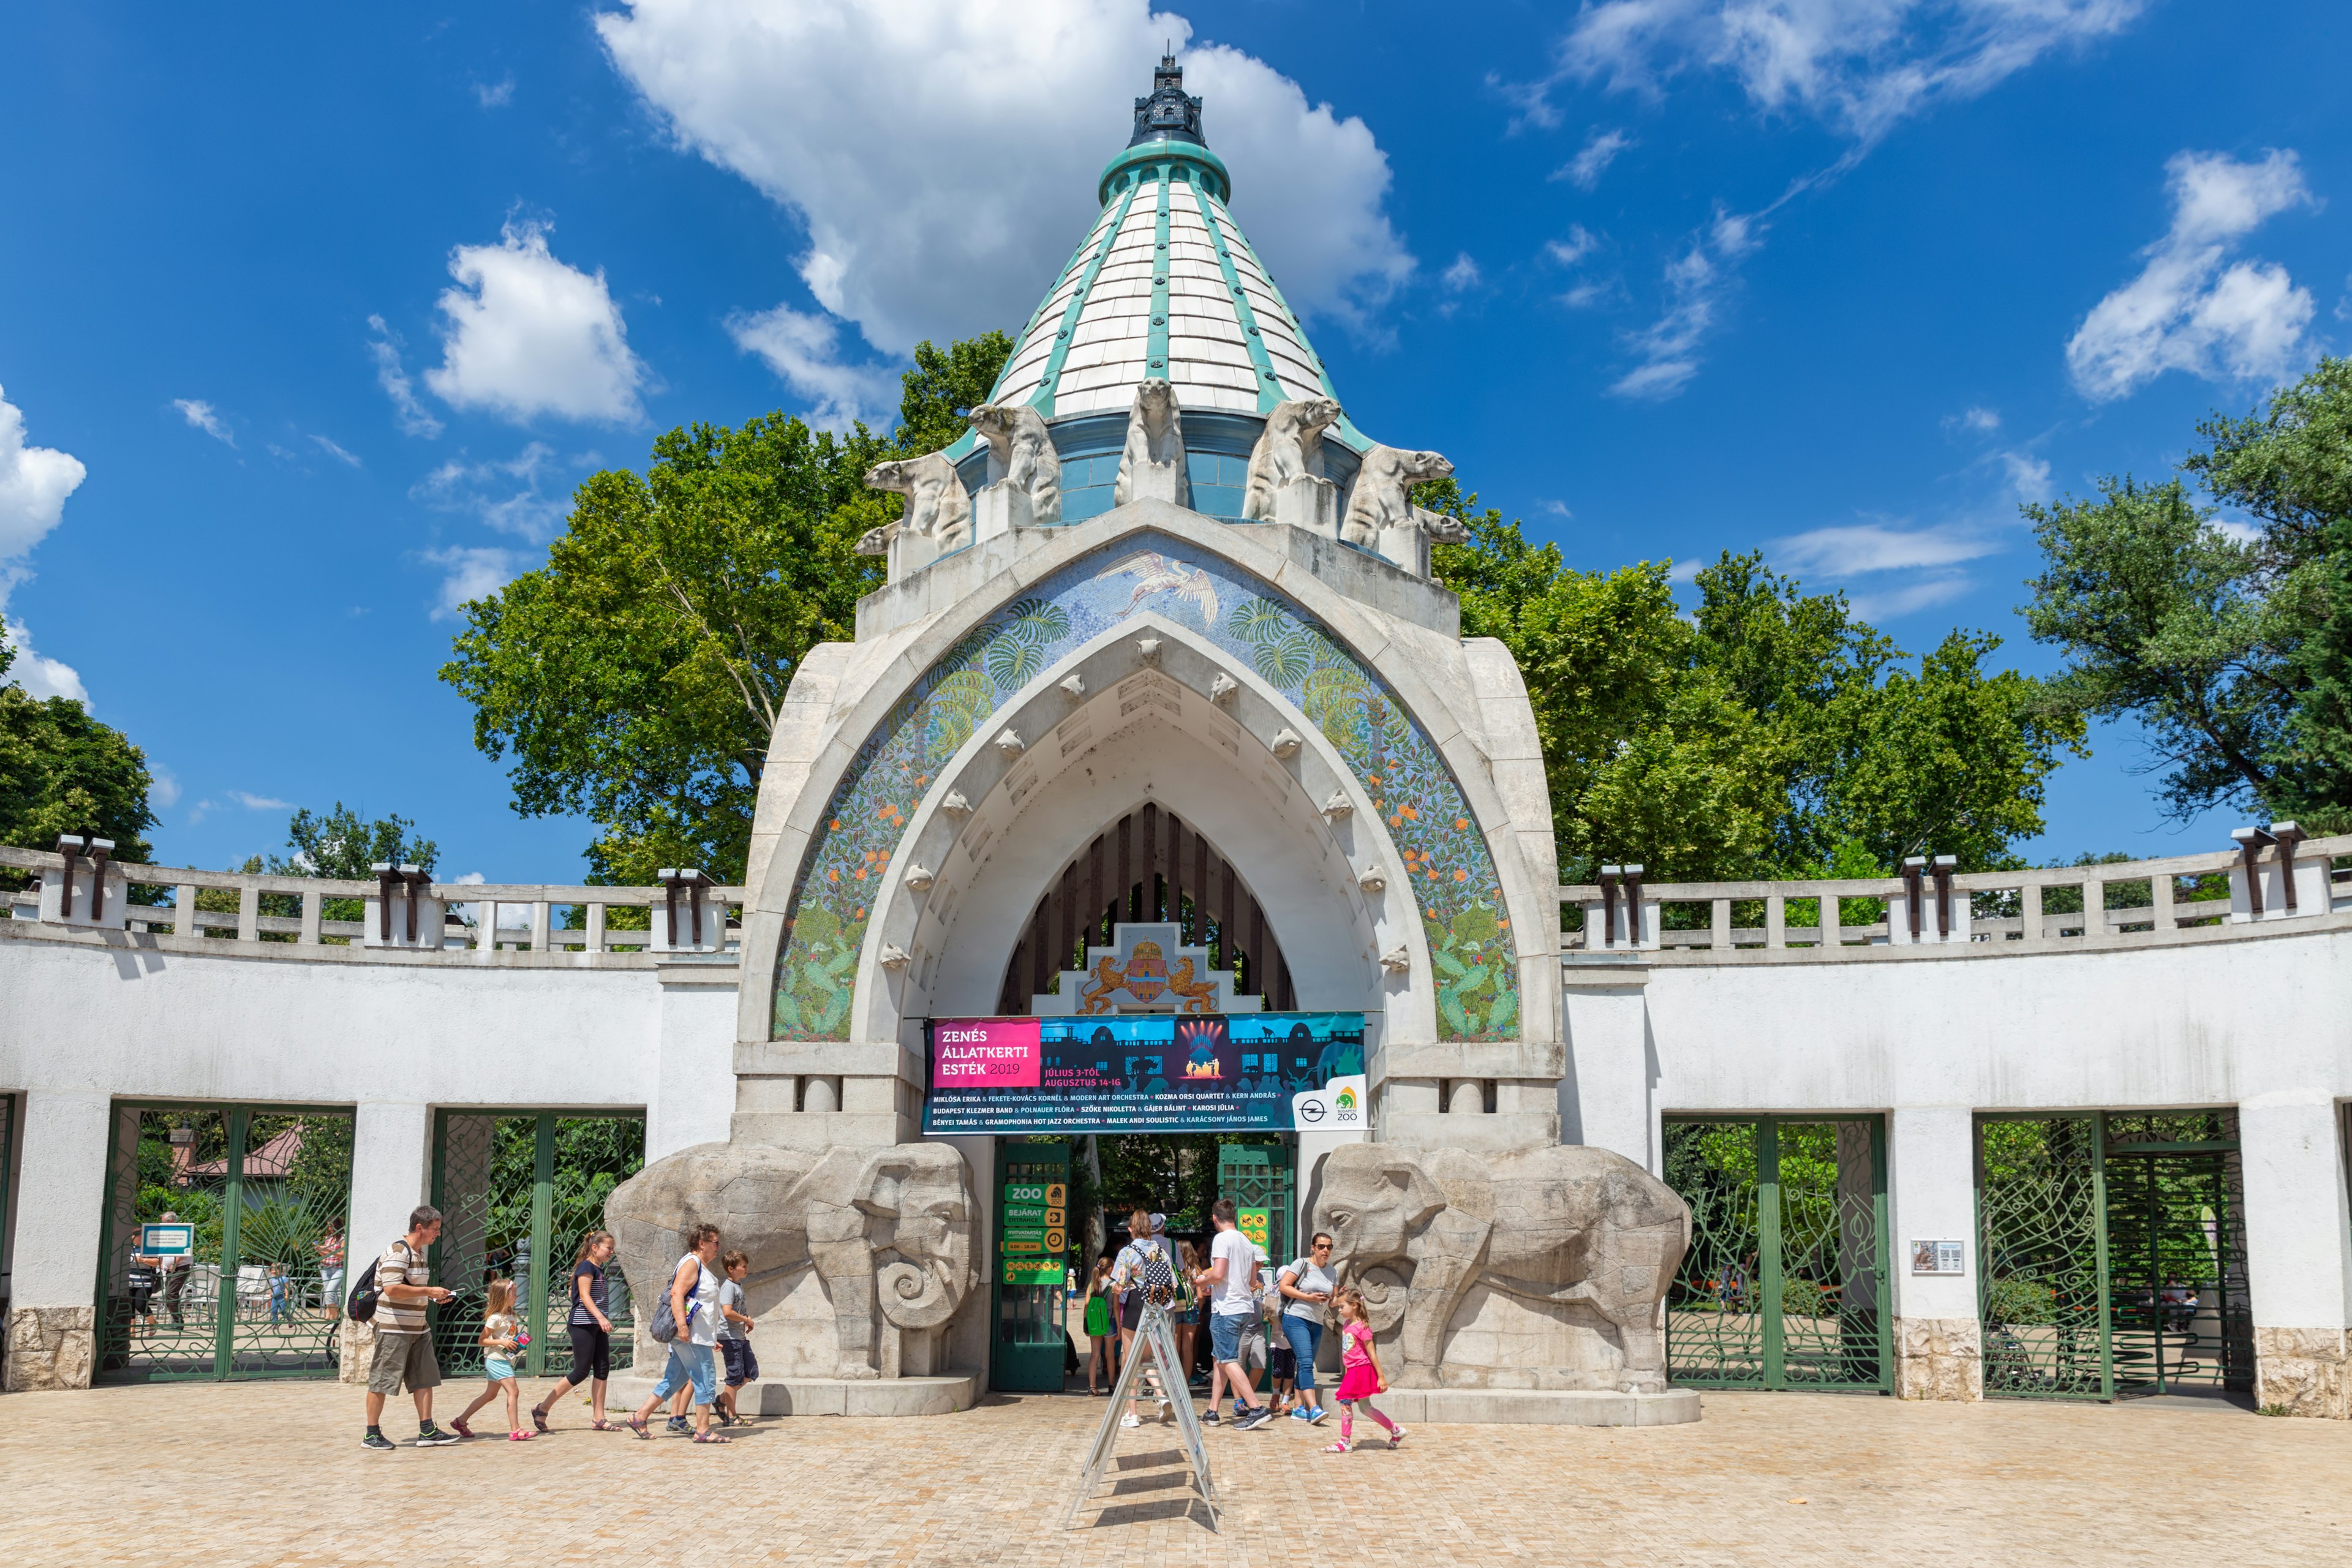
[772,535,1519,1044]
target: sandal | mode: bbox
[590,1419,616,1431]
[691,1431,732,1444]
[507,1429,534,1441]
[449,1419,473,1439]
[530,1405,550,1434]
[1322,1439,1351,1454]
[627,1416,651,1441]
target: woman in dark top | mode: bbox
[530,1231,619,1431]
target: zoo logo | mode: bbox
[1334,1085,1360,1125]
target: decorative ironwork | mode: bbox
[1977,1115,2109,1398]
[430,1111,645,1378]
[1663,1116,1890,1391]
[2101,1110,2253,1398]
[97,1104,356,1381]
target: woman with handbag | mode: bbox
[1276,1232,1336,1424]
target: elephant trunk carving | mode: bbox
[606,1141,978,1382]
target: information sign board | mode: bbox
[925,1012,1366,1134]
[138,1222,195,1257]
[1237,1208,1270,1253]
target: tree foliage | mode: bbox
[2022,356,2351,829]
[440,333,1013,884]
[1427,486,2082,879]
[0,612,156,873]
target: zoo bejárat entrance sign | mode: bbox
[922,1012,1366,1134]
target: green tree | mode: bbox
[2023,358,2352,829]
[0,613,156,873]
[2021,478,2300,820]
[1429,495,2078,878]
[440,333,1014,884]
[260,804,439,930]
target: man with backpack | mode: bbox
[358,1205,459,1450]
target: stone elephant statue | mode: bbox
[606,1140,976,1381]
[1313,1142,1689,1393]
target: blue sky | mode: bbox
[1,1,2343,882]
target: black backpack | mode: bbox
[347,1259,381,1324]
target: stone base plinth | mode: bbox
[1362,1387,1700,1426]
[2255,1327,2349,1418]
[337,1319,376,1385]
[1894,1316,1983,1401]
[4,1306,96,1392]
[608,1370,981,1418]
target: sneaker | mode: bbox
[412,1425,461,1447]
[361,1430,396,1452]
[1388,1426,1409,1449]
[1235,1406,1275,1431]
[1201,1408,1219,1425]
[1120,1412,1141,1428]
[1288,1407,1319,1424]
[666,1416,692,1435]
[1304,1406,1328,1425]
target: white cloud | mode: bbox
[174,399,235,447]
[1528,0,2143,148]
[1845,575,1974,620]
[1555,127,1634,190]
[726,304,902,431]
[424,220,650,424]
[2067,149,2316,402]
[150,769,181,809]
[595,0,1415,352]
[0,385,85,575]
[1945,405,2000,434]
[1561,280,1612,310]
[1999,451,2052,503]
[412,443,570,542]
[1545,225,1600,267]
[311,434,363,467]
[2211,514,2262,546]
[228,791,293,811]
[1771,520,2002,578]
[422,545,527,619]
[1440,254,1483,293]
[474,74,516,108]
[1,618,86,701]
[1611,243,1719,399]
[0,385,90,701]
[367,315,445,438]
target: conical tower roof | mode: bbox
[984,56,1353,434]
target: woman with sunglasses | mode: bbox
[1275,1232,1337,1425]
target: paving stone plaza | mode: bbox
[3,1380,2347,1566]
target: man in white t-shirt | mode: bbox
[1191,1199,1273,1430]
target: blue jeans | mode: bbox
[1281,1315,1323,1393]
[652,1341,718,1408]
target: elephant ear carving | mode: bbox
[1378,1156,1449,1231]
[856,1154,912,1219]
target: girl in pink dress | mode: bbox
[1324,1287,1407,1453]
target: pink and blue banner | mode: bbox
[922,1012,1365,1134]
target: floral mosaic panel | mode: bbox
[772,537,1520,1043]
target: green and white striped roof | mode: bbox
[985,132,1349,427]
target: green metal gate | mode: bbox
[1977,1110,2252,1400]
[429,1111,646,1378]
[1218,1142,1295,1267]
[96,1104,356,1381]
[991,1139,1072,1393]
[1662,1115,1891,1391]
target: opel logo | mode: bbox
[1300,1099,1327,1123]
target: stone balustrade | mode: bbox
[1561,826,2351,959]
[0,843,746,961]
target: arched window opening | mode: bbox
[993,801,1295,1015]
